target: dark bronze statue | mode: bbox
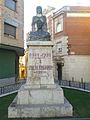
[27,6,50,41]
[32,6,47,32]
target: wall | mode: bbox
[62,55,90,83]
[0,0,24,48]
[65,12,90,55]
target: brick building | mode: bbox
[0,0,24,87]
[46,6,90,83]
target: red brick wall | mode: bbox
[65,16,90,55]
[52,6,90,55]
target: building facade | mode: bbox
[43,6,55,40]
[0,0,24,87]
[47,6,90,83]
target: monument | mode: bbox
[8,6,73,118]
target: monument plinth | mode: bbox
[8,6,73,118]
[26,41,54,86]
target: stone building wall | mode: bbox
[54,55,90,83]
[62,55,90,83]
[0,0,24,87]
[53,36,68,80]
[0,0,24,48]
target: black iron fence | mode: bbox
[0,79,90,96]
[0,80,26,95]
[58,80,90,91]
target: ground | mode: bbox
[0,88,90,120]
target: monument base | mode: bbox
[8,41,73,118]
[8,84,73,118]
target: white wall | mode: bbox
[62,55,90,83]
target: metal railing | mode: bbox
[57,80,90,90]
[0,79,90,96]
[0,80,26,95]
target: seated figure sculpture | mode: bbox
[27,6,50,41]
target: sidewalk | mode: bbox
[12,118,90,120]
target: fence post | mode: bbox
[83,82,85,89]
[1,87,4,94]
[69,80,71,87]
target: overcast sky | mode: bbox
[24,0,90,47]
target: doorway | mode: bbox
[57,63,62,84]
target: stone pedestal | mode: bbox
[8,41,73,118]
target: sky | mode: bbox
[24,0,90,47]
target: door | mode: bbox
[57,63,62,84]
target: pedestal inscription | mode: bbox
[27,45,54,85]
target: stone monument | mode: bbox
[8,6,73,118]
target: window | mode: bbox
[4,23,16,38]
[55,18,63,33]
[56,23,62,33]
[5,0,16,11]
